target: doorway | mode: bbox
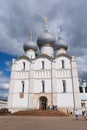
[39,96,47,110]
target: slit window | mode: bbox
[62,60,64,68]
[42,61,44,69]
[23,62,25,70]
[62,80,66,92]
[42,81,45,93]
[85,87,87,93]
[79,87,83,93]
[21,81,24,93]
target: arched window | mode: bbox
[62,80,66,92]
[23,62,25,70]
[61,60,65,68]
[42,81,45,93]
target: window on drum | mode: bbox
[23,62,25,70]
[42,61,44,69]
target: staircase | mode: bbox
[10,110,68,116]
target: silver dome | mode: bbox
[54,37,68,50]
[23,40,37,52]
[37,32,55,47]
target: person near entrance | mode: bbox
[75,109,79,120]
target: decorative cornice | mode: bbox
[15,53,74,64]
[33,54,53,61]
[54,53,72,59]
[40,44,53,47]
[16,55,32,62]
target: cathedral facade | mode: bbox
[8,20,81,112]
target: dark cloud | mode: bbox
[0,0,87,81]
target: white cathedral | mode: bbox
[8,19,87,113]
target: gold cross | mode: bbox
[44,17,48,23]
[29,30,32,40]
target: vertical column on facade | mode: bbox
[51,57,57,107]
[8,59,16,110]
[70,56,81,111]
[28,60,35,109]
[52,59,57,106]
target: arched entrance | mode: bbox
[39,96,47,110]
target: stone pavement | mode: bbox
[0,116,87,130]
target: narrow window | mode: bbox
[23,62,25,70]
[85,87,87,93]
[81,102,85,107]
[79,87,83,93]
[62,80,66,92]
[21,81,24,93]
[20,81,25,98]
[62,60,64,68]
[42,81,45,93]
[42,61,44,69]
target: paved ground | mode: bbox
[0,116,87,130]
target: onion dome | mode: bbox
[54,28,68,50]
[37,17,55,47]
[37,32,55,47]
[23,31,37,52]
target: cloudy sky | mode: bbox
[0,0,87,100]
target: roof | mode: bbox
[16,55,32,62]
[54,53,72,59]
[33,54,53,61]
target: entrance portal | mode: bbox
[39,96,47,110]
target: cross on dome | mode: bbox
[57,26,62,39]
[44,16,49,32]
[29,30,33,40]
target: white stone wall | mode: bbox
[12,94,28,107]
[71,57,81,108]
[15,59,30,71]
[34,80,51,93]
[34,58,51,70]
[14,80,29,93]
[57,79,73,93]
[8,59,30,109]
[8,54,81,112]
[55,56,71,69]
[56,48,66,55]
[26,49,35,58]
[41,45,54,57]
[57,94,73,107]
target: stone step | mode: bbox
[10,110,68,116]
